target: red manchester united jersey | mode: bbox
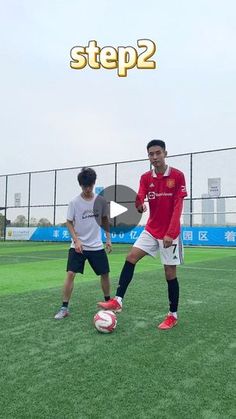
[135,166,187,239]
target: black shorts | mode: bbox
[66,248,110,275]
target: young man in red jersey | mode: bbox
[98,139,187,329]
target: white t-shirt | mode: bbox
[67,194,109,251]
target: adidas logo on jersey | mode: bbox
[149,183,155,188]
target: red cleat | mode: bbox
[97,298,122,313]
[158,314,178,330]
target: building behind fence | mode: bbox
[0,147,236,246]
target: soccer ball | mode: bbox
[93,310,117,333]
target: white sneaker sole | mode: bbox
[54,312,69,320]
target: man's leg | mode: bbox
[158,265,179,330]
[157,236,183,330]
[85,249,111,301]
[100,273,111,301]
[62,271,76,304]
[165,265,179,314]
[55,271,76,320]
[116,247,147,298]
[98,247,147,312]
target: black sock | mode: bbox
[62,301,69,308]
[167,278,179,313]
[105,296,110,301]
[116,261,135,298]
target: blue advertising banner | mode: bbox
[30,227,71,242]
[182,226,236,247]
[24,226,236,247]
[101,227,144,244]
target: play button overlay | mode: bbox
[93,184,143,233]
[110,201,128,218]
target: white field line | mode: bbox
[0,254,63,261]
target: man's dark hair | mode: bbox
[77,167,97,186]
[147,139,166,151]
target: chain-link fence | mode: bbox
[1,147,236,240]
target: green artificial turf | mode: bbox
[0,242,235,419]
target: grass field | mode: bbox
[0,241,236,419]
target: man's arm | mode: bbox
[101,216,112,253]
[164,172,187,248]
[135,175,148,213]
[163,197,184,247]
[66,220,83,253]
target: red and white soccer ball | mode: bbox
[93,310,117,333]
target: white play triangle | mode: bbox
[110,201,128,219]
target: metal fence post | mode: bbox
[190,153,193,227]
[114,163,118,227]
[27,172,31,227]
[53,170,57,226]
[4,175,8,241]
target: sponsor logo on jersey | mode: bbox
[148,191,173,199]
[148,191,156,200]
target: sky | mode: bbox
[0,0,236,176]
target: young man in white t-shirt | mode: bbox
[55,167,112,320]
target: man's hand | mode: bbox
[105,240,112,253]
[74,238,83,253]
[163,235,173,248]
[137,203,147,213]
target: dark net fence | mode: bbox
[0,147,236,240]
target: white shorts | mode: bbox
[133,230,184,265]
